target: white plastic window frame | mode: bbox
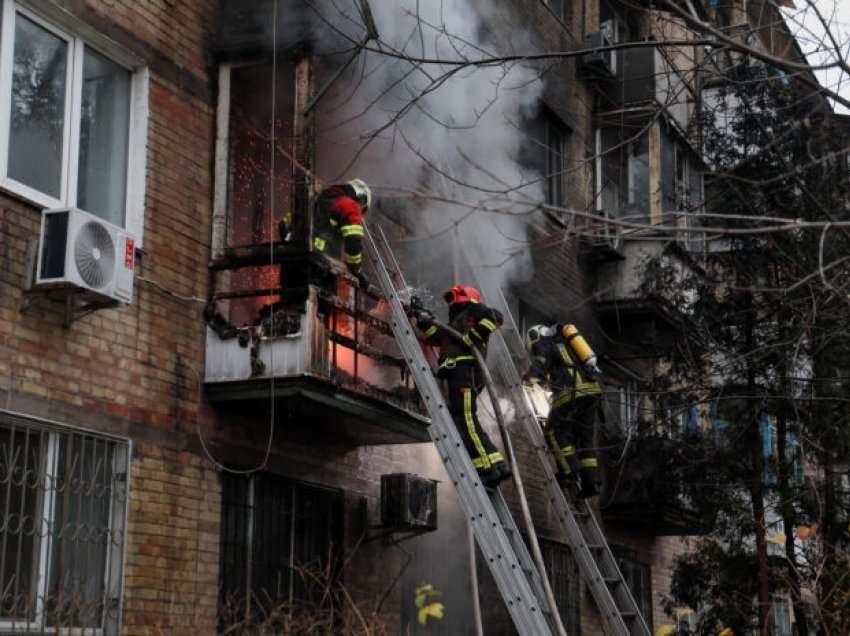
[0,0,148,244]
[619,380,638,431]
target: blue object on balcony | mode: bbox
[686,406,700,434]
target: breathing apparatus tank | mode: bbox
[560,324,598,370]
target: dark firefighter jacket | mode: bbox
[529,334,601,408]
[313,186,365,274]
[419,302,503,373]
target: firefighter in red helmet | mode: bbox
[413,285,512,488]
[311,179,371,285]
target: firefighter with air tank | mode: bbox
[525,323,604,499]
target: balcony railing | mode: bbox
[204,246,429,445]
[601,430,706,535]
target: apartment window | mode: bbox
[626,135,650,221]
[541,539,581,635]
[674,146,689,210]
[618,380,639,430]
[0,415,128,633]
[527,111,568,210]
[599,2,625,74]
[763,418,804,487]
[611,546,653,630]
[596,127,622,218]
[219,473,344,628]
[0,1,147,236]
[596,127,650,224]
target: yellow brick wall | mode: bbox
[123,444,221,635]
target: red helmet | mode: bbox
[443,285,481,306]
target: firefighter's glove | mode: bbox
[410,295,425,314]
[415,308,435,325]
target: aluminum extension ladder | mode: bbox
[364,225,558,635]
[481,284,652,636]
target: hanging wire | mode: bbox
[198,0,279,475]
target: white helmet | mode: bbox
[526,324,547,352]
[347,178,372,211]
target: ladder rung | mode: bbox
[603,576,621,585]
[620,611,637,618]
[587,543,605,551]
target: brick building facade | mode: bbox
[0,0,814,634]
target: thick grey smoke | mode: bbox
[312,0,546,304]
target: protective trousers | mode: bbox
[546,395,600,489]
[444,363,505,475]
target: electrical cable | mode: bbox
[136,275,206,304]
[197,0,279,475]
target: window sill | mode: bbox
[0,177,62,212]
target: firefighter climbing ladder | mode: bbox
[364,225,557,635]
[486,313,652,636]
[365,223,651,636]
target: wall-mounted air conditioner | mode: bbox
[35,207,135,304]
[381,473,438,531]
[580,31,615,78]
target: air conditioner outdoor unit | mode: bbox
[35,207,135,304]
[381,473,438,531]
[580,31,615,77]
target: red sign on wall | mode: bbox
[125,238,135,269]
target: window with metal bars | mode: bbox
[611,545,654,630]
[219,472,344,628]
[0,414,128,633]
[540,538,581,635]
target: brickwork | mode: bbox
[0,1,217,634]
[0,1,705,635]
[123,443,221,635]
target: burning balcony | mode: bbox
[204,53,427,445]
[205,248,429,445]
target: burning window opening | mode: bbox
[206,45,430,417]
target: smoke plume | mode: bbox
[311,0,546,307]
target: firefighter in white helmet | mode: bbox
[311,179,372,286]
[526,323,603,498]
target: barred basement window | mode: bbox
[219,473,344,628]
[540,539,581,635]
[0,414,128,634]
[611,545,653,630]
